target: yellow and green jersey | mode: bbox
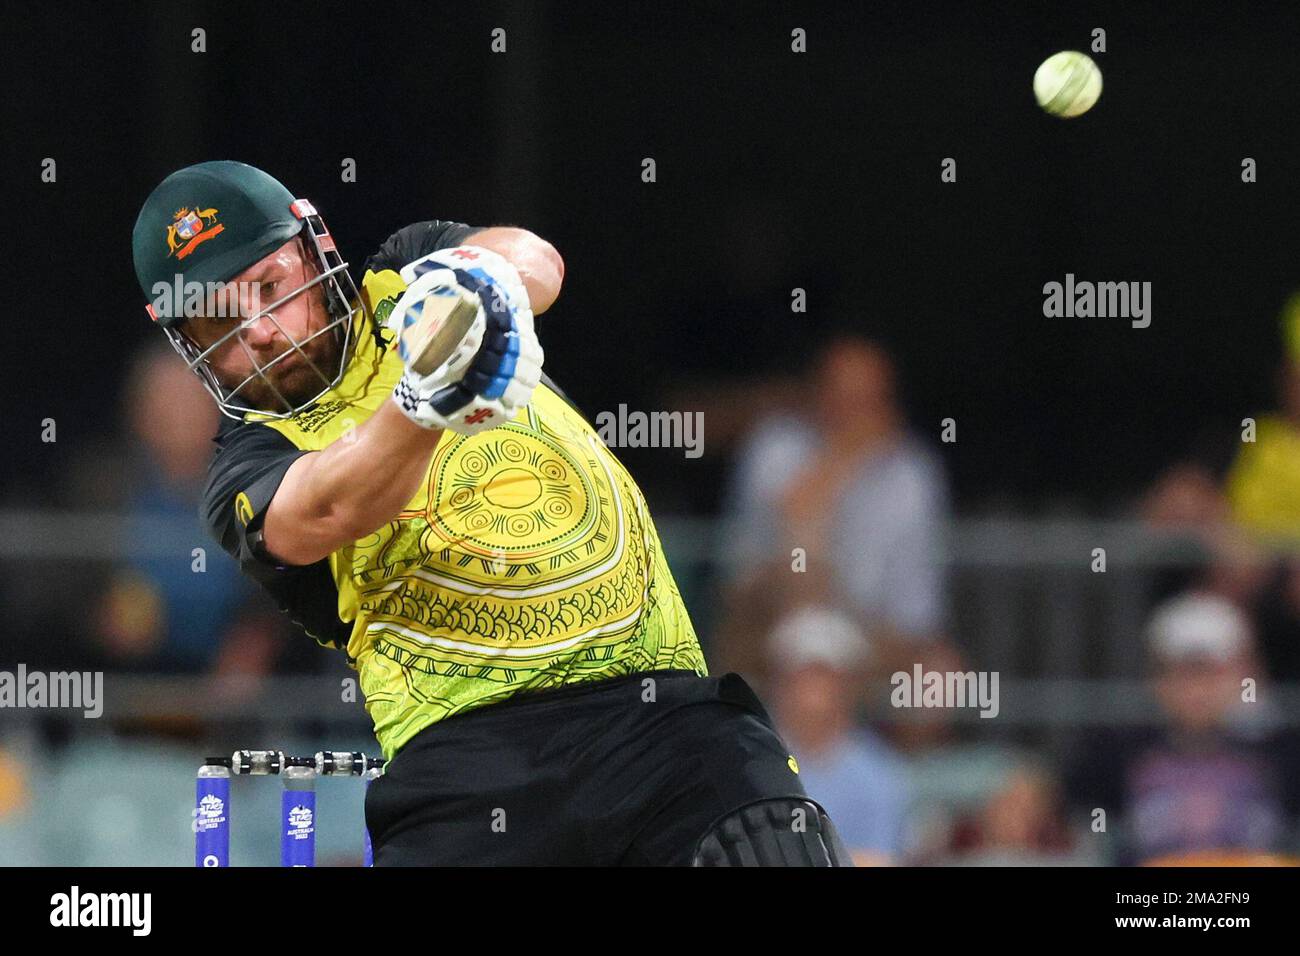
[202,221,706,759]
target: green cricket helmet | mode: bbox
[131,160,365,419]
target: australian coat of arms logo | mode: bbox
[166,204,224,259]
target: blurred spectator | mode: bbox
[941,759,1082,865]
[1066,592,1295,864]
[1222,309,1300,678]
[714,336,950,681]
[1140,463,1268,611]
[92,344,293,676]
[883,638,1037,863]
[1226,360,1300,540]
[1142,297,1300,679]
[766,605,911,865]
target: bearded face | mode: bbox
[176,237,350,415]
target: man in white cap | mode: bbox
[767,605,911,865]
[1067,591,1293,864]
[1147,592,1259,735]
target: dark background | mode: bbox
[4,0,1296,513]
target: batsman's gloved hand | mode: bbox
[387,246,543,435]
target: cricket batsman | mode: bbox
[131,160,849,865]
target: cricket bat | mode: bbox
[401,283,483,377]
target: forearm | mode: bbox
[463,227,564,314]
[262,237,547,566]
[263,401,443,565]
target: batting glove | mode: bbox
[387,246,543,435]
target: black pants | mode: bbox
[366,670,826,865]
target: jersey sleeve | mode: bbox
[363,220,481,275]
[201,421,308,579]
[200,421,352,651]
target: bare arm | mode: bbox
[261,401,443,566]
[261,227,558,567]
[462,227,565,314]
